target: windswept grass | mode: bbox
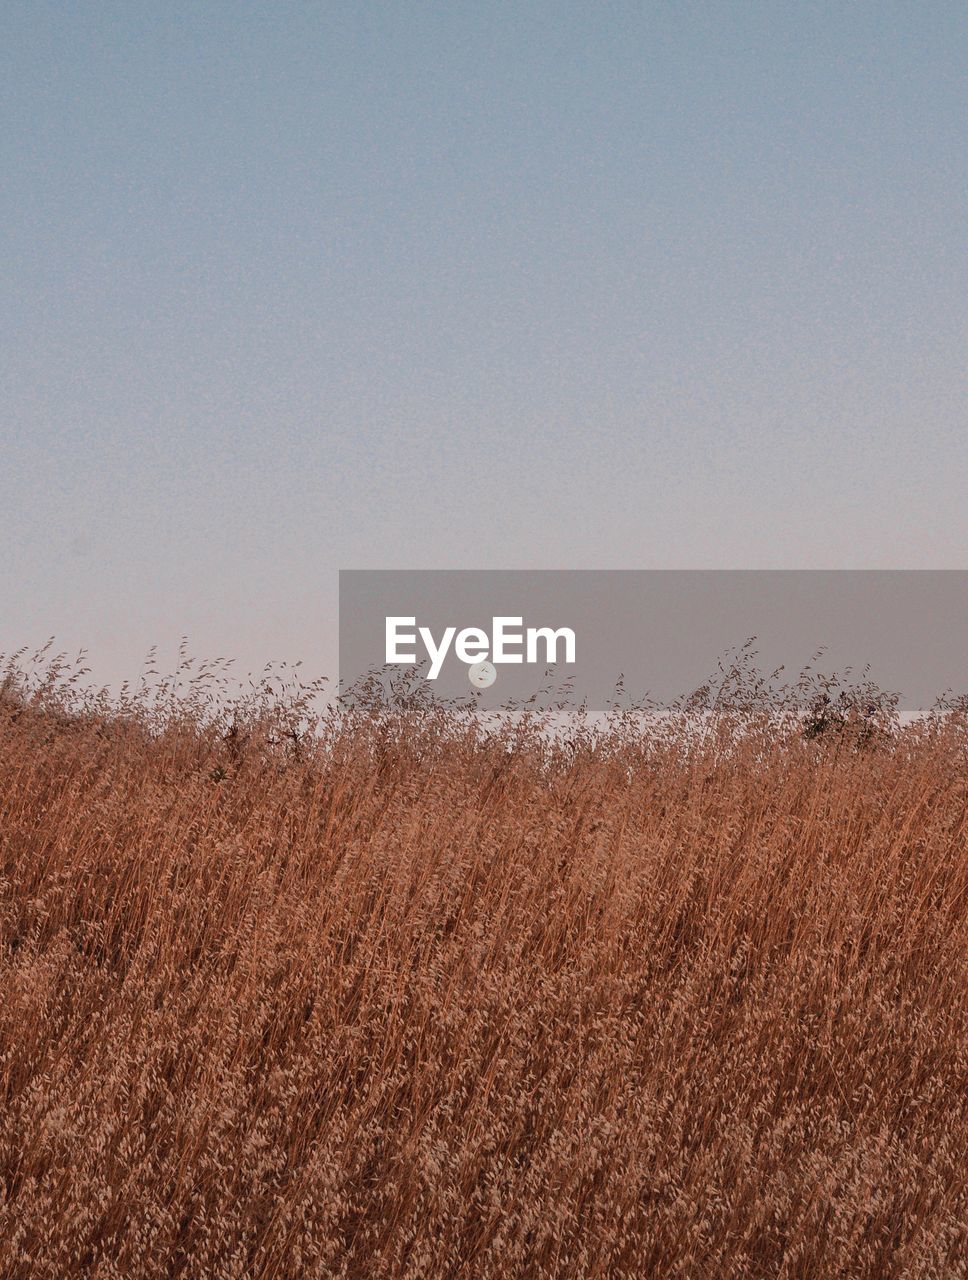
[0,650,966,1278]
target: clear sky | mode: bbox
[3,2,966,684]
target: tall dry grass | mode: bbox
[0,649,966,1278]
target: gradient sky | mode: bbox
[3,2,966,685]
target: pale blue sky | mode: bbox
[3,3,966,682]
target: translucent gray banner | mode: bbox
[339,570,968,712]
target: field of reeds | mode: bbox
[1,648,966,1279]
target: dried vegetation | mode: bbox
[0,647,966,1278]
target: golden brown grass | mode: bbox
[0,653,966,1278]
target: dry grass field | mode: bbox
[0,652,966,1278]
